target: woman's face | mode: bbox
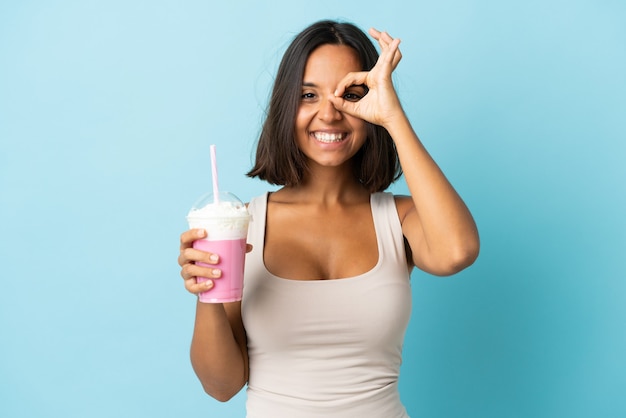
[295,44,368,170]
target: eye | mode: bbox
[342,85,368,102]
[301,92,316,100]
[342,92,362,102]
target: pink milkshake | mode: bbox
[186,191,251,303]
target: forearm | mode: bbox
[385,113,479,272]
[190,302,247,401]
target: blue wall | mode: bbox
[1,1,624,417]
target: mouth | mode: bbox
[312,132,346,143]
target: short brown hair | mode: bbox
[247,20,402,192]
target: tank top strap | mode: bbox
[246,192,269,255]
[370,192,407,266]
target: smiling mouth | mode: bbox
[313,132,345,143]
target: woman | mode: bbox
[178,20,479,417]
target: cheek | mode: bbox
[294,112,311,148]
[295,108,311,132]
[347,117,368,141]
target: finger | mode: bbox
[184,269,218,294]
[369,27,382,41]
[181,263,222,298]
[379,30,395,45]
[185,276,215,295]
[370,28,401,64]
[179,246,220,265]
[329,94,361,120]
[178,247,219,272]
[369,28,396,52]
[376,36,402,70]
[387,38,402,68]
[334,71,368,97]
[246,243,253,253]
[180,228,206,249]
[181,261,222,280]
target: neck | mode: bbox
[278,165,369,206]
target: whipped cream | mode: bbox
[187,201,250,240]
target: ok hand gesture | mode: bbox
[331,28,404,129]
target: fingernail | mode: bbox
[196,229,205,237]
[212,269,221,277]
[209,254,219,263]
[204,280,214,288]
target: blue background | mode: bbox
[1,1,624,417]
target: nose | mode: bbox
[317,95,342,122]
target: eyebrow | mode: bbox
[301,82,367,89]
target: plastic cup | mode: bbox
[186,191,250,303]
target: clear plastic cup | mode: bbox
[186,191,250,303]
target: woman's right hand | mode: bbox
[178,229,222,295]
[181,229,252,400]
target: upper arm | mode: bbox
[395,195,425,271]
[395,195,447,276]
[395,195,478,276]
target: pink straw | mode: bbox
[210,144,220,203]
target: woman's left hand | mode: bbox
[331,28,404,129]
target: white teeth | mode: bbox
[314,132,344,143]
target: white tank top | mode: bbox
[242,192,412,418]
